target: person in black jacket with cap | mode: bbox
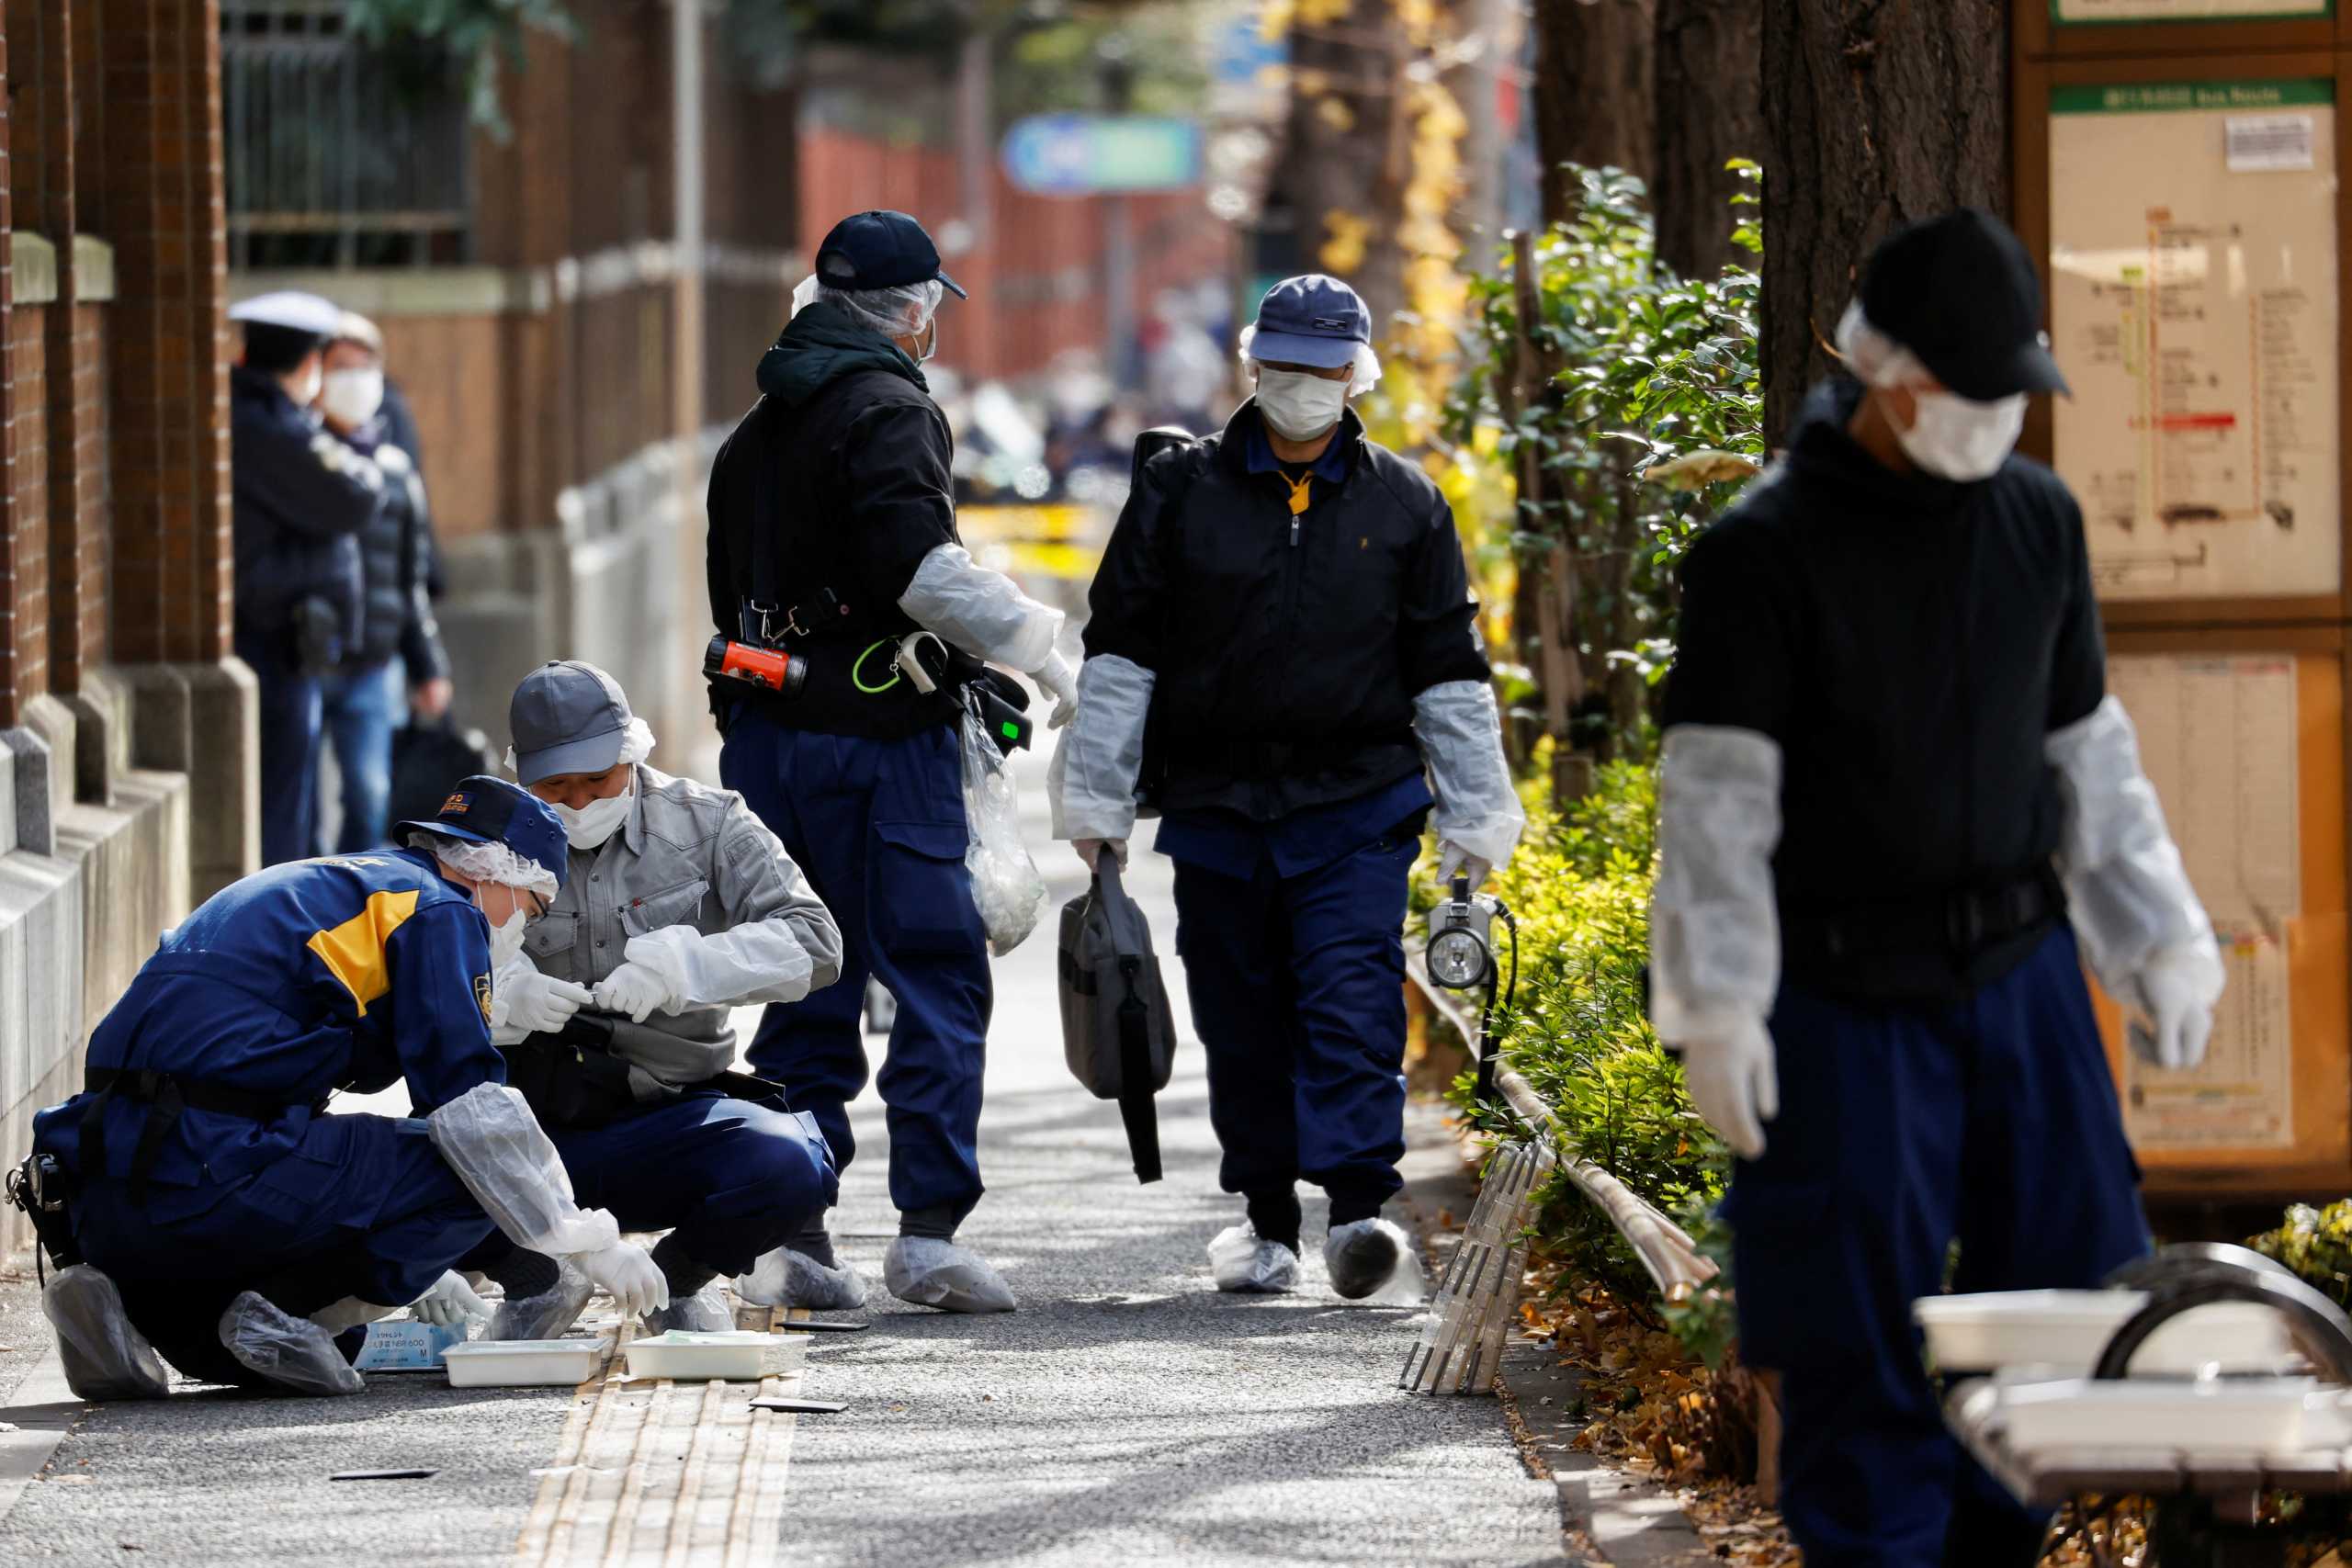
[228,290,390,867]
[707,210,1079,1315]
[1052,275,1522,1303]
[1650,209,2224,1565]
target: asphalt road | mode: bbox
[0,732,1562,1567]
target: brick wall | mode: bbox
[0,16,18,731]
[51,304,108,689]
[7,304,49,718]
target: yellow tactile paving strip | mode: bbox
[513,1305,814,1568]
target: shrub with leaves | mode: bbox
[2252,1201,2352,1310]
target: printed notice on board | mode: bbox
[2056,0,2330,19]
[2109,655,2299,1151]
[2049,80,2342,601]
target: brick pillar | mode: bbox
[0,15,19,735]
[105,0,255,896]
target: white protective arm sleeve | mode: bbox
[899,543,1066,673]
[488,956,528,1046]
[1412,681,1526,869]
[424,1083,622,1257]
[623,920,817,1010]
[1047,654,1156,843]
[2045,695,2225,1010]
[1647,726,1783,1042]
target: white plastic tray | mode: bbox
[1995,1376,2352,1456]
[624,1331,787,1382]
[440,1337,613,1387]
[1915,1290,2299,1376]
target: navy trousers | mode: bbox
[720,711,993,1224]
[549,1093,838,1277]
[1169,822,1419,1222]
[1727,923,2150,1568]
[237,627,325,868]
[64,1111,496,1388]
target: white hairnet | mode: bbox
[405,832,560,905]
[1237,323,1384,397]
[1832,300,1933,390]
[792,274,944,340]
[503,716,655,775]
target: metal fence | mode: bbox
[221,0,474,269]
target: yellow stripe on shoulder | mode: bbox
[306,888,422,1015]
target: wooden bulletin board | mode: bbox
[2016,1,2352,1194]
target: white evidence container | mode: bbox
[440,1337,614,1388]
[1993,1376,2352,1457]
[1914,1290,2301,1377]
[623,1330,791,1382]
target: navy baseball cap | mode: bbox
[510,660,631,785]
[395,775,570,894]
[814,210,967,300]
[1860,209,2068,400]
[1248,274,1371,370]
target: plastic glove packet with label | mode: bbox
[356,1318,469,1372]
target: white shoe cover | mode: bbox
[219,1292,365,1395]
[1323,1219,1427,1305]
[1207,1224,1300,1294]
[736,1247,869,1312]
[642,1282,734,1335]
[42,1265,170,1401]
[884,1237,1017,1314]
[486,1258,595,1341]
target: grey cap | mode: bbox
[510,660,631,784]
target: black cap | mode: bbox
[813,210,967,300]
[1858,209,2068,400]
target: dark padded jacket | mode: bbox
[1661,378,2106,998]
[1084,401,1490,822]
[230,365,384,646]
[338,421,450,682]
[707,301,968,739]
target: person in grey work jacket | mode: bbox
[1052,275,1523,1302]
[481,660,849,1336]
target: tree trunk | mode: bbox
[1652,0,1763,279]
[1267,1,1408,327]
[1758,0,2008,442]
[1530,0,1656,224]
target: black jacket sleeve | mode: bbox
[1082,446,1186,672]
[1398,493,1490,694]
[843,401,959,601]
[1660,518,1797,740]
[238,418,388,541]
[2046,493,2106,730]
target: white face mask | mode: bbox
[1253,367,1352,442]
[291,361,324,411]
[1893,388,2027,481]
[484,905,527,974]
[321,367,385,428]
[555,778,633,850]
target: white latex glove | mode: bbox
[503,964,594,1036]
[409,1270,491,1328]
[1033,650,1080,729]
[594,961,674,1024]
[574,1242,670,1316]
[1678,1017,1779,1160]
[2131,942,2222,1072]
[1436,840,1494,892]
[1075,838,1128,873]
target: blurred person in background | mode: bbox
[228,291,386,866]
[312,311,455,854]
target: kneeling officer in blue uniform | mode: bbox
[1651,209,2223,1565]
[16,778,668,1398]
[480,660,847,1335]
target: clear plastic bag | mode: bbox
[42,1264,171,1401]
[959,709,1046,955]
[219,1291,365,1395]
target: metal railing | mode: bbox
[221,0,474,269]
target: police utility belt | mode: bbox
[502,1013,792,1131]
[709,594,1033,750]
[1779,866,2063,970]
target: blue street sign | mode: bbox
[1001,115,1204,197]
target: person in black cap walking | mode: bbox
[1052,274,1521,1303]
[1650,208,2223,1564]
[707,209,1078,1314]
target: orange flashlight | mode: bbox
[706,635,808,699]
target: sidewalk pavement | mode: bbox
[0,733,1562,1567]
